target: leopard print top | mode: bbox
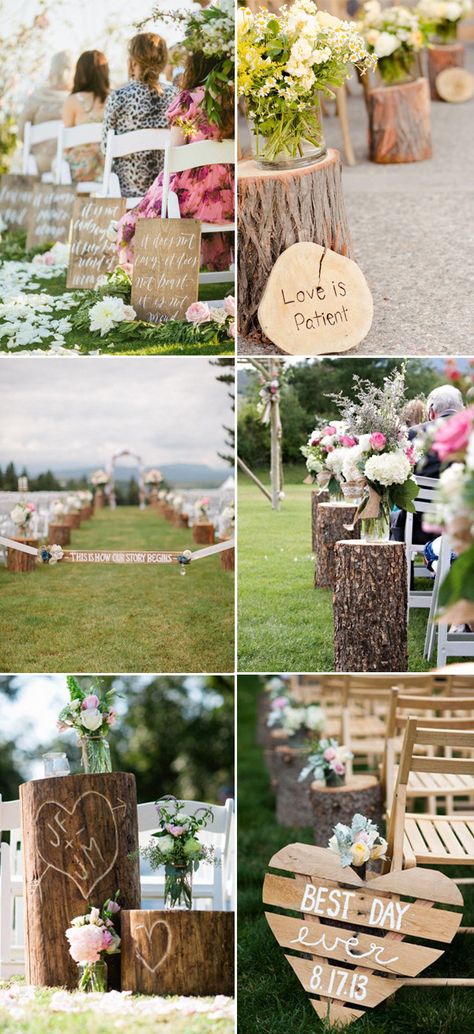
[102,79,178,197]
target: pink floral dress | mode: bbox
[116,87,234,271]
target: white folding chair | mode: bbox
[137,798,234,911]
[100,127,170,209]
[160,139,235,285]
[22,120,62,181]
[55,123,103,193]
[0,798,24,978]
[405,475,439,613]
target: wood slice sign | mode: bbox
[258,243,373,355]
[26,183,76,248]
[131,218,201,323]
[263,843,463,1026]
[67,197,126,289]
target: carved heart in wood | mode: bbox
[135,920,172,974]
[264,843,463,1026]
[36,790,119,899]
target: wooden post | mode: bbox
[367,78,432,163]
[63,513,81,530]
[48,524,71,547]
[192,521,215,545]
[273,744,314,828]
[237,456,273,503]
[333,540,408,671]
[427,42,464,99]
[315,503,361,588]
[20,773,141,989]
[238,150,353,342]
[121,910,234,996]
[309,775,383,848]
[6,538,38,573]
[311,489,329,551]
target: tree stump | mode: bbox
[63,513,81,530]
[273,744,314,827]
[48,523,71,547]
[309,774,383,848]
[164,505,175,521]
[6,537,38,573]
[121,910,234,996]
[367,78,432,163]
[173,513,189,529]
[427,42,464,99]
[238,149,353,342]
[219,536,234,571]
[257,692,272,747]
[94,490,105,511]
[333,540,408,671]
[192,521,215,545]
[81,505,93,521]
[311,489,329,552]
[20,772,141,989]
[315,503,361,588]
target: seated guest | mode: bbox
[62,51,110,183]
[18,51,74,175]
[102,33,177,198]
[401,397,427,428]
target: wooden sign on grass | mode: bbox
[263,843,463,1026]
[66,196,126,289]
[0,174,37,231]
[131,218,201,322]
[26,183,76,249]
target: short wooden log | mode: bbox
[238,149,353,342]
[6,537,38,573]
[219,537,235,571]
[273,744,314,828]
[427,42,464,99]
[367,78,432,163]
[333,540,408,671]
[309,774,383,848]
[311,489,329,552]
[121,910,234,996]
[48,523,71,547]
[173,512,189,529]
[164,505,175,521]
[315,503,361,588]
[20,772,141,989]
[63,512,81,529]
[192,521,215,545]
[80,505,93,520]
[94,489,106,511]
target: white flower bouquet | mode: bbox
[278,702,326,737]
[65,493,81,513]
[417,0,472,42]
[219,502,235,535]
[195,497,210,519]
[10,500,35,534]
[90,469,109,488]
[299,738,353,785]
[50,499,66,519]
[145,468,163,485]
[57,675,117,773]
[329,813,388,869]
[138,797,217,910]
[301,420,359,497]
[359,1,427,84]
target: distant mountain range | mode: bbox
[20,462,230,488]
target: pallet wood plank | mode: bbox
[286,954,403,1007]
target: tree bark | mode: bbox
[257,691,272,747]
[333,540,408,671]
[20,772,141,989]
[273,744,314,828]
[48,523,71,547]
[63,513,81,530]
[192,522,215,545]
[427,42,464,99]
[121,910,234,996]
[309,775,383,848]
[6,537,38,573]
[315,503,361,588]
[219,537,235,571]
[368,78,432,163]
[238,149,353,342]
[311,489,329,552]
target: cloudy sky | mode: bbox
[0,358,233,472]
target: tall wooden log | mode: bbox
[48,523,71,547]
[333,540,408,671]
[6,537,38,573]
[427,42,464,99]
[121,910,234,996]
[20,772,141,989]
[309,775,383,848]
[311,489,329,552]
[238,149,353,342]
[315,503,361,588]
[367,78,432,163]
[63,513,81,530]
[94,489,105,511]
[273,744,314,828]
[192,521,215,545]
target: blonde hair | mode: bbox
[49,51,74,90]
[128,33,168,91]
[401,398,427,428]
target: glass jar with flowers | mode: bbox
[299,738,353,787]
[417,0,472,43]
[301,423,358,502]
[238,1,376,169]
[10,500,36,538]
[138,797,217,910]
[328,813,388,878]
[359,2,427,85]
[65,894,121,992]
[57,675,117,774]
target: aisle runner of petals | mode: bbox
[0,259,80,354]
[0,984,234,1024]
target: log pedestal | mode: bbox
[63,512,81,530]
[94,489,106,511]
[192,521,215,545]
[309,774,383,847]
[121,910,234,996]
[367,78,432,163]
[333,539,408,671]
[219,536,235,571]
[173,513,189,529]
[6,537,38,573]
[47,523,71,547]
[315,503,361,588]
[81,505,93,520]
[311,489,329,552]
[20,773,141,989]
[427,42,464,99]
[238,149,353,342]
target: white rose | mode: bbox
[374,31,401,56]
[81,708,103,731]
[158,834,175,853]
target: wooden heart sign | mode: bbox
[263,843,463,1026]
[258,242,373,355]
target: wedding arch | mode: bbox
[108,450,146,510]
[237,358,283,511]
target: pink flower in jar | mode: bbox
[66,924,104,964]
[323,747,337,761]
[165,823,187,837]
[340,435,357,447]
[432,408,474,461]
[369,432,387,451]
[272,696,288,710]
[106,708,118,726]
[26,502,36,511]
[185,301,211,325]
[82,694,100,709]
[323,425,337,435]
[331,760,345,775]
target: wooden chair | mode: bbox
[55,122,103,193]
[100,127,171,208]
[22,119,62,180]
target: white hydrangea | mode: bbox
[364,450,412,486]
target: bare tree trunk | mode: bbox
[333,540,408,671]
[368,78,432,163]
[315,503,360,588]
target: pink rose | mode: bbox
[323,747,337,761]
[405,446,416,465]
[323,425,337,435]
[82,694,100,709]
[369,433,387,451]
[185,301,211,325]
[332,760,345,775]
[325,445,334,452]
[340,435,357,447]
[26,502,36,511]
[272,696,288,709]
[165,823,187,836]
[432,408,474,461]
[224,296,235,317]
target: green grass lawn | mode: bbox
[237,676,474,1034]
[0,507,234,672]
[237,472,457,673]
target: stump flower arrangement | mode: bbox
[145,468,163,486]
[268,699,326,741]
[57,675,117,774]
[139,797,216,910]
[328,813,388,876]
[417,0,472,43]
[10,500,36,535]
[299,738,353,786]
[359,1,427,84]
[237,0,376,168]
[66,894,121,992]
[301,421,361,501]
[195,496,210,520]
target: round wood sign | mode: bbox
[436,67,474,103]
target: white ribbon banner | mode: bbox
[0,536,234,565]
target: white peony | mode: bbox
[11,504,29,526]
[374,31,400,56]
[364,450,411,486]
[305,705,325,732]
[80,708,103,731]
[89,297,131,337]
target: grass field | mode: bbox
[237,676,474,1034]
[237,472,454,673]
[0,507,234,672]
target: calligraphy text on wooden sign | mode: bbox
[0,174,37,231]
[26,184,76,249]
[131,218,201,323]
[61,550,181,564]
[66,197,126,289]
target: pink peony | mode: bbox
[432,408,474,461]
[26,502,36,511]
[369,433,387,451]
[66,924,105,964]
[82,694,99,710]
[272,696,288,709]
[224,296,235,317]
[331,760,345,775]
[323,425,337,435]
[185,301,211,325]
[165,823,187,837]
[323,747,337,761]
[340,435,357,447]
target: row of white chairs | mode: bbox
[0,795,234,978]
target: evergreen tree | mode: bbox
[3,461,17,490]
[127,477,139,505]
[211,358,235,466]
